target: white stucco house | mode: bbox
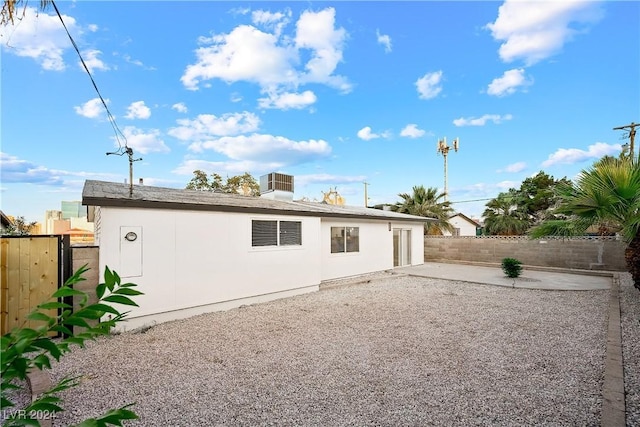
[82,177,429,330]
[443,213,481,237]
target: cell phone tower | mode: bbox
[436,137,459,201]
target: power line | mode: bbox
[51,0,127,153]
[449,197,493,204]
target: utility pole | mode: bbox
[613,122,638,160]
[363,181,369,207]
[436,137,459,201]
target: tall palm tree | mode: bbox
[530,157,640,289]
[392,185,454,235]
[482,191,531,236]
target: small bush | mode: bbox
[502,258,523,278]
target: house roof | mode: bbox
[0,211,13,227]
[82,180,432,223]
[450,212,481,227]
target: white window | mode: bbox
[252,220,301,247]
[331,226,359,253]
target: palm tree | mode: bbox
[482,191,531,236]
[392,185,454,235]
[530,157,640,289]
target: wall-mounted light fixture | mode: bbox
[124,231,138,242]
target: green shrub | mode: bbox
[1,265,143,426]
[501,258,523,278]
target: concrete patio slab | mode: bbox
[394,262,612,290]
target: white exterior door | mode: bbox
[393,229,412,267]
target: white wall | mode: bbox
[98,207,321,325]
[443,215,478,237]
[321,219,424,280]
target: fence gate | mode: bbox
[0,235,71,335]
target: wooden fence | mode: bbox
[0,235,70,335]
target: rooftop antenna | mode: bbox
[436,137,459,201]
[613,122,638,161]
[107,147,142,197]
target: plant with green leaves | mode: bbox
[392,185,454,235]
[502,258,523,278]
[530,156,640,289]
[1,265,143,426]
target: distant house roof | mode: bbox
[0,211,13,228]
[82,180,432,223]
[450,213,481,228]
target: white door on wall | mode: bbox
[393,229,412,267]
[120,226,142,277]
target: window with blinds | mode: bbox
[252,220,301,247]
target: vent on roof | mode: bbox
[260,173,294,201]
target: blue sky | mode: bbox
[1,1,639,222]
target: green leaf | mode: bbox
[112,288,144,296]
[31,338,63,360]
[27,312,53,323]
[87,303,121,315]
[32,353,52,370]
[96,283,107,299]
[74,309,106,320]
[52,287,86,298]
[103,295,138,307]
[37,301,73,310]
[62,317,91,328]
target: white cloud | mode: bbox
[87,24,99,32]
[118,127,169,155]
[357,127,380,141]
[453,114,513,127]
[486,0,602,65]
[125,101,151,120]
[81,49,109,73]
[416,71,443,99]
[168,112,261,141]
[182,25,295,90]
[295,174,367,186]
[172,103,188,113]
[497,162,527,173]
[187,134,332,165]
[181,7,351,108]
[173,159,284,176]
[487,68,533,97]
[74,98,108,119]
[1,6,78,70]
[541,142,620,167]
[251,9,291,37]
[295,8,349,91]
[376,29,392,53]
[400,124,425,138]
[258,90,317,110]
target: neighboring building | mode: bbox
[0,211,13,233]
[82,177,428,330]
[43,203,94,244]
[61,201,86,219]
[443,213,481,237]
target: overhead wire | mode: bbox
[51,0,128,155]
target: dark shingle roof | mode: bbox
[82,180,432,223]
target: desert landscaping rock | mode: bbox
[39,274,626,426]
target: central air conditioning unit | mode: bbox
[260,173,294,201]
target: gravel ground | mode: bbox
[620,273,640,425]
[33,275,612,426]
[8,273,637,426]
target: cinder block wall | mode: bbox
[424,236,627,271]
